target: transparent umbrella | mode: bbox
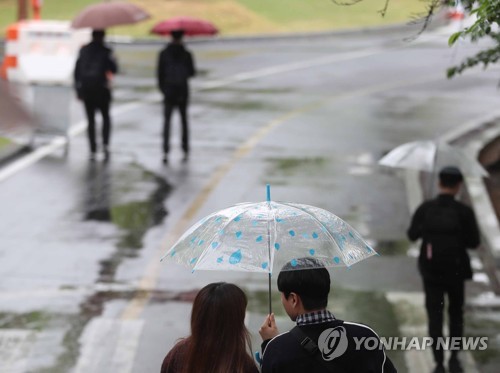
[378,140,488,178]
[161,185,377,313]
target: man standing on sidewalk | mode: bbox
[74,29,118,161]
[407,166,480,373]
[157,29,196,164]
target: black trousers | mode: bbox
[423,278,465,364]
[162,98,189,154]
[83,89,112,153]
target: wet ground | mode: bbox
[1,25,500,372]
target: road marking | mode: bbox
[73,318,144,373]
[0,101,143,183]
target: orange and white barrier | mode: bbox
[447,0,465,21]
[0,20,90,85]
[0,23,22,81]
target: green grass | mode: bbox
[0,0,428,37]
[237,0,427,29]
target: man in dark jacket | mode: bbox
[157,29,196,164]
[407,166,480,373]
[74,30,118,161]
[259,260,397,373]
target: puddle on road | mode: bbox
[84,162,171,282]
[374,239,411,256]
[195,96,277,111]
[208,86,293,95]
[0,311,50,331]
[263,156,330,187]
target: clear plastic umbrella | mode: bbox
[378,140,488,178]
[161,185,377,313]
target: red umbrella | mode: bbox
[151,17,218,37]
[71,1,150,29]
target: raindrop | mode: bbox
[289,230,296,237]
[312,232,319,239]
[262,262,268,269]
[290,259,298,267]
[229,250,242,265]
[215,217,222,223]
[236,231,242,239]
[234,216,242,222]
[198,240,205,246]
[218,229,224,235]
[333,257,340,264]
[309,249,315,256]
[217,257,223,263]
[252,220,258,226]
[276,218,284,223]
[211,242,219,249]
[256,236,263,242]
[349,231,355,239]
[170,250,176,257]
[302,233,309,239]
[274,243,280,250]
[190,257,198,264]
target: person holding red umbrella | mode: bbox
[157,29,196,164]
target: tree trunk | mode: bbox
[17,0,28,21]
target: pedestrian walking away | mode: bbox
[407,166,480,373]
[157,29,196,164]
[259,259,397,373]
[74,29,118,161]
[161,282,258,373]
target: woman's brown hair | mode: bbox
[182,282,254,373]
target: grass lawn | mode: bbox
[0,0,428,37]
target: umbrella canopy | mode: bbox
[151,17,218,37]
[71,2,150,29]
[378,140,488,178]
[162,202,376,273]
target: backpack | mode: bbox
[78,49,108,89]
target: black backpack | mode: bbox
[79,50,107,89]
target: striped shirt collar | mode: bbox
[296,310,336,326]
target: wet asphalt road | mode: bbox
[1,24,500,372]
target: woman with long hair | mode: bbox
[161,282,258,373]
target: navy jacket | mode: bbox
[261,319,397,373]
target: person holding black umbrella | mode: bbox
[157,29,196,164]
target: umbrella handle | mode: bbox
[268,273,272,315]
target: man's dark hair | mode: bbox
[171,29,185,41]
[439,166,463,188]
[92,29,105,42]
[277,258,330,311]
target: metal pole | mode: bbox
[17,0,28,21]
[266,184,272,315]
